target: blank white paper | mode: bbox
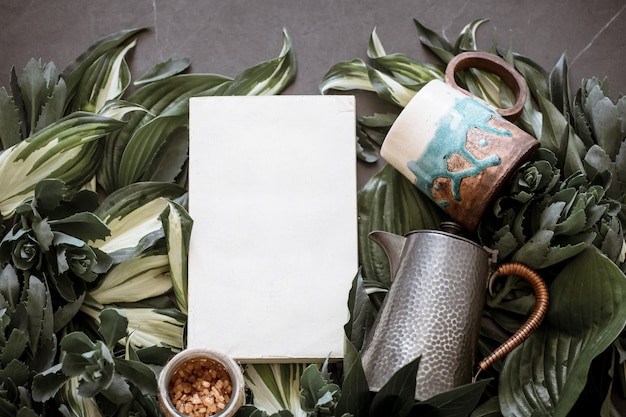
[187,95,357,362]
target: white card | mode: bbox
[187,95,357,362]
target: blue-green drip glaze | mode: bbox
[407,97,512,208]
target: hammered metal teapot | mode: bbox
[360,222,549,399]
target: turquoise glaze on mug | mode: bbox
[406,96,512,208]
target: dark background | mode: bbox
[1,0,626,414]
[2,0,625,185]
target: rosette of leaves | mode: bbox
[319,18,626,417]
[0,179,112,330]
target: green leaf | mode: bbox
[97,73,230,192]
[0,112,123,218]
[72,39,136,113]
[223,29,296,95]
[89,252,171,304]
[49,212,111,242]
[300,364,341,415]
[118,110,187,187]
[470,396,502,417]
[499,247,626,416]
[369,356,420,417]
[160,200,192,314]
[19,59,59,134]
[113,357,157,395]
[0,329,28,366]
[135,57,192,85]
[0,87,23,148]
[31,363,68,402]
[93,183,186,262]
[335,349,370,417]
[453,18,490,52]
[61,28,146,107]
[413,19,455,63]
[25,275,46,353]
[60,331,95,354]
[549,54,571,117]
[418,379,492,417]
[319,59,374,95]
[99,307,128,349]
[344,270,376,350]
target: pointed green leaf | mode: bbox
[113,357,157,395]
[549,54,571,117]
[32,77,67,134]
[19,59,58,134]
[160,200,192,314]
[135,57,191,85]
[454,18,490,52]
[369,356,420,417]
[92,197,169,262]
[223,29,296,95]
[25,275,46,353]
[97,73,230,192]
[118,111,187,187]
[335,350,370,417]
[72,39,136,113]
[31,363,68,402]
[89,252,171,304]
[320,58,374,95]
[0,87,22,149]
[413,19,455,63]
[419,379,492,417]
[0,112,123,218]
[99,307,128,348]
[141,125,189,183]
[499,247,626,416]
[49,212,111,242]
[61,28,146,106]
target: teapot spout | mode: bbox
[368,231,406,282]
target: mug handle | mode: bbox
[475,262,549,377]
[445,51,527,121]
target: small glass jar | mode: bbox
[158,348,245,417]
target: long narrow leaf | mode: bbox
[160,200,192,314]
[223,29,296,95]
[0,112,122,217]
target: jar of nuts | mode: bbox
[158,348,245,417]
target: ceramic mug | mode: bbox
[380,52,539,232]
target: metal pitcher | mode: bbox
[360,223,549,400]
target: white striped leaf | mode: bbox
[160,200,192,314]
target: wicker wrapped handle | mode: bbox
[445,51,527,121]
[477,262,549,375]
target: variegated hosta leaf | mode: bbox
[320,59,375,94]
[160,200,192,314]
[81,303,185,350]
[367,28,444,87]
[0,112,123,218]
[92,182,186,263]
[58,377,104,417]
[499,247,626,416]
[89,252,172,304]
[97,74,231,192]
[223,28,296,95]
[244,363,308,417]
[134,57,191,86]
[73,38,136,113]
[61,27,146,110]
